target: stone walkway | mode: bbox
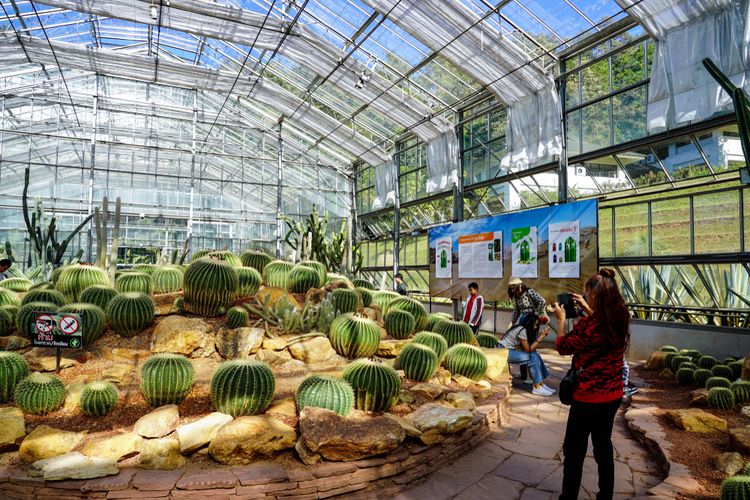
[393,350,664,500]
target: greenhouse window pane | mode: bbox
[651,198,690,256]
[566,72,580,109]
[582,99,611,153]
[745,189,750,251]
[599,208,613,258]
[694,191,740,254]
[581,59,610,103]
[613,86,647,145]
[566,109,582,157]
[614,203,648,256]
[611,44,645,91]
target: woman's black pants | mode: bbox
[560,398,621,500]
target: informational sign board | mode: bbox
[31,311,83,349]
[428,199,598,303]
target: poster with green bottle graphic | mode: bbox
[511,226,537,278]
[549,220,580,278]
[435,237,452,279]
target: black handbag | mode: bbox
[559,360,584,406]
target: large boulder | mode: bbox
[19,426,86,463]
[666,409,728,433]
[482,347,509,381]
[287,336,336,364]
[80,432,142,462]
[208,416,297,465]
[377,340,410,358]
[176,412,233,454]
[0,336,31,350]
[255,348,293,366]
[410,383,444,400]
[101,348,150,364]
[730,426,750,454]
[63,376,93,412]
[0,407,26,451]
[102,364,133,385]
[689,388,709,407]
[714,452,745,475]
[644,351,667,370]
[445,391,476,411]
[257,287,300,310]
[215,327,264,359]
[151,316,215,358]
[134,405,179,439]
[262,336,291,351]
[138,438,185,470]
[405,403,474,445]
[299,407,405,462]
[29,452,118,481]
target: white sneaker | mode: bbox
[532,386,555,396]
[542,384,556,394]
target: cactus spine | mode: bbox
[386,296,427,330]
[328,313,380,359]
[80,285,118,311]
[80,381,118,417]
[412,331,449,361]
[0,288,20,309]
[226,306,249,328]
[21,289,66,307]
[384,309,415,340]
[698,355,719,369]
[720,475,750,500]
[0,352,29,402]
[444,343,488,381]
[372,290,400,311]
[298,260,327,287]
[707,387,735,410]
[343,359,401,412]
[0,278,32,292]
[675,367,695,385]
[330,288,360,313]
[58,303,106,346]
[183,257,239,316]
[357,288,373,308]
[210,360,275,416]
[398,343,438,382]
[141,354,195,407]
[56,265,110,302]
[116,272,153,294]
[106,292,155,338]
[152,266,184,294]
[240,251,273,273]
[262,260,294,289]
[712,364,734,380]
[237,267,262,298]
[295,375,354,416]
[731,381,750,404]
[693,368,713,386]
[670,355,692,373]
[434,319,475,347]
[288,265,322,293]
[477,333,499,348]
[352,279,374,290]
[15,372,66,415]
[706,376,732,390]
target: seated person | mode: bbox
[499,314,555,396]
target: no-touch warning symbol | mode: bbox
[59,315,80,335]
[35,314,56,333]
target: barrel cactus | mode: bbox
[444,343,488,381]
[357,288,373,308]
[435,319,475,347]
[386,296,427,330]
[675,367,695,385]
[80,381,118,417]
[729,361,743,380]
[0,352,28,403]
[412,331,449,361]
[183,257,239,316]
[352,278,374,290]
[328,313,380,358]
[17,301,59,339]
[288,265,322,293]
[56,265,110,302]
[331,288,360,313]
[237,267,262,297]
[0,288,20,308]
[663,353,677,372]
[372,290,400,311]
[211,360,275,416]
[295,375,354,416]
[205,251,241,268]
[58,303,106,346]
[721,476,750,500]
[712,364,734,380]
[342,359,401,412]
[326,273,353,287]
[298,260,327,286]
[141,354,195,407]
[398,343,439,382]
[21,289,66,307]
[698,355,719,369]
[425,312,453,331]
[132,264,157,275]
[706,376,732,390]
[190,249,211,262]
[262,260,294,289]
[660,345,679,353]
[15,372,66,415]
[0,278,32,292]
[106,292,155,338]
[707,387,736,410]
[670,355,692,373]
[731,381,750,404]
[226,306,249,328]
[680,362,698,371]
[115,272,153,294]
[152,266,184,294]
[0,307,12,336]
[80,285,118,311]
[693,368,713,386]
[240,251,273,273]
[477,333,499,349]
[384,309,415,340]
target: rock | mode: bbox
[295,437,321,465]
[138,438,185,469]
[644,351,667,370]
[24,348,75,371]
[475,379,492,399]
[742,355,750,380]
[288,336,336,364]
[267,398,297,419]
[19,426,86,463]
[445,391,476,411]
[262,336,290,351]
[743,406,750,419]
[0,407,25,451]
[730,426,750,454]
[361,307,381,322]
[257,287,300,310]
[377,340,410,358]
[452,374,476,387]
[666,409,728,433]
[215,327,265,359]
[276,359,311,377]
[102,364,132,385]
[255,347,292,366]
[659,368,674,379]
[29,452,118,481]
[299,407,405,462]
[436,367,452,385]
[134,405,179,439]
[151,316,215,357]
[101,348,149,364]
[64,377,92,411]
[714,452,744,475]
[405,403,474,446]
[176,412,233,454]
[398,389,415,405]
[383,413,422,438]
[689,388,709,407]
[208,415,297,465]
[0,336,31,350]
[80,432,142,462]
[482,347,509,381]
[410,383,444,400]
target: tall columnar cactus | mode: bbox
[132,264,157,275]
[210,360,275,416]
[693,369,713,386]
[352,278,374,290]
[0,352,29,402]
[330,288,360,314]
[21,289,67,307]
[412,331,449,361]
[295,374,354,416]
[288,265,322,293]
[15,372,66,415]
[56,265,110,302]
[152,266,184,294]
[115,272,153,294]
[386,296,427,330]
[80,285,118,311]
[476,333,499,349]
[731,381,750,404]
[0,307,13,336]
[183,257,239,316]
[398,343,438,382]
[434,319,475,347]
[670,355,692,373]
[298,260,327,287]
[372,290,400,311]
[226,306,249,328]
[17,301,59,339]
[356,288,373,308]
[720,475,750,500]
[342,359,401,412]
[141,354,195,407]
[106,292,155,338]
[328,313,380,358]
[240,251,273,273]
[0,278,32,292]
[384,309,415,339]
[206,251,242,268]
[712,364,734,380]
[262,260,294,289]
[444,343,488,381]
[80,381,118,417]
[729,361,743,380]
[237,267,262,298]
[706,376,732,390]
[675,367,695,385]
[659,345,679,353]
[0,288,20,309]
[57,303,106,346]
[698,355,719,369]
[707,387,736,410]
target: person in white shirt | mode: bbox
[462,282,484,335]
[0,259,11,282]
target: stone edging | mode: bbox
[0,381,511,499]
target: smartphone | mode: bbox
[557,293,580,318]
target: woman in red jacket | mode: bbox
[552,268,629,500]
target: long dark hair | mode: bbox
[585,268,630,351]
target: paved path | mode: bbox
[395,350,663,500]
